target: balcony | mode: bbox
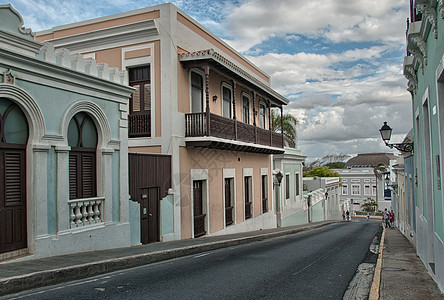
[128,111,150,138]
[185,112,284,154]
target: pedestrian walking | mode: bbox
[367,213,370,221]
[346,210,350,221]
[342,211,345,220]
[389,210,395,228]
[383,208,391,228]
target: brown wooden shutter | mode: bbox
[69,153,78,199]
[81,153,96,198]
[5,152,22,206]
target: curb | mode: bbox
[0,221,338,296]
[369,224,386,300]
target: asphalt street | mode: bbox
[4,221,381,300]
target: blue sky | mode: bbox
[6,0,411,161]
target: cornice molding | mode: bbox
[45,20,159,53]
[416,0,438,38]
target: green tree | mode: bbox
[361,198,378,212]
[271,110,299,148]
[325,162,346,169]
[303,166,340,177]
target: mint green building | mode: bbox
[403,0,444,291]
[0,5,135,260]
[273,148,307,226]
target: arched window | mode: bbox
[68,112,97,199]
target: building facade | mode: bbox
[37,3,289,241]
[335,153,397,214]
[403,0,444,291]
[273,148,306,227]
[0,5,135,260]
[303,176,341,221]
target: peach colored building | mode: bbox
[38,3,289,242]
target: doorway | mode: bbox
[140,187,160,244]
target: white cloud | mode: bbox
[223,0,408,51]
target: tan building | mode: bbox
[37,3,289,242]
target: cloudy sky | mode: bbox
[7,0,411,161]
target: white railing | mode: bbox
[68,197,104,228]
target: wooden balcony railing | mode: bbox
[129,111,151,138]
[185,112,284,149]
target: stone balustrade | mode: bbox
[68,197,104,228]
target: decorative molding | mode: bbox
[61,100,112,149]
[0,84,46,143]
[410,34,427,66]
[416,0,438,38]
[3,69,15,84]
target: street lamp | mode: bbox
[274,170,284,186]
[273,169,284,228]
[379,122,413,153]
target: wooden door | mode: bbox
[225,178,233,226]
[0,149,27,253]
[193,180,206,238]
[140,187,160,244]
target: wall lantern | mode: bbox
[273,169,284,187]
[379,122,413,153]
[212,95,218,102]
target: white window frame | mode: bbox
[351,184,360,195]
[259,101,267,129]
[372,185,377,196]
[190,169,209,237]
[223,168,236,227]
[364,184,370,196]
[342,184,348,195]
[189,68,205,113]
[243,168,254,220]
[242,92,251,124]
[261,168,269,213]
[221,82,233,119]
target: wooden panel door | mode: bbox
[140,187,160,244]
[193,180,206,238]
[0,149,27,253]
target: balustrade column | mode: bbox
[253,92,257,143]
[268,100,272,146]
[280,106,284,148]
[232,80,237,140]
[205,66,210,136]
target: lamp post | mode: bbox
[273,169,284,228]
[379,122,413,153]
[324,192,328,220]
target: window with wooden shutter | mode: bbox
[128,66,151,137]
[68,113,97,200]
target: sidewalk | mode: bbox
[0,221,336,297]
[379,226,444,299]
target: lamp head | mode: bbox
[379,122,392,142]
